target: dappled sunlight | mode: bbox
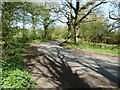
[2,1,119,88]
[24,46,90,88]
[24,42,118,88]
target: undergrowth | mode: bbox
[2,42,36,88]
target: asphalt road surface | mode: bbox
[36,41,119,88]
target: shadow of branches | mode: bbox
[24,46,91,88]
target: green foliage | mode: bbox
[1,2,119,88]
[2,43,36,88]
[51,26,68,40]
[80,21,118,44]
[0,41,5,45]
[2,44,25,71]
[2,69,36,88]
[83,41,118,50]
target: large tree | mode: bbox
[60,0,107,43]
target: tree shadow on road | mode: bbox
[40,45,119,87]
[24,46,91,88]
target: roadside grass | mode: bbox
[28,39,50,43]
[55,38,65,41]
[25,38,119,55]
[61,41,119,55]
[22,39,52,43]
[26,38,65,43]
[2,43,36,88]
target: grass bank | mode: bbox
[61,41,119,55]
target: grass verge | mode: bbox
[61,41,119,55]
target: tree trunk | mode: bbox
[67,24,72,40]
[44,26,48,39]
[73,26,77,44]
[76,28,80,43]
[73,24,79,44]
[32,16,36,36]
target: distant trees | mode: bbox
[2,2,58,41]
[26,3,41,33]
[39,3,58,39]
[2,1,119,45]
[81,21,118,44]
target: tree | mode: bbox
[60,0,106,43]
[26,3,41,31]
[17,2,31,40]
[39,2,58,39]
[2,2,21,49]
[57,2,74,41]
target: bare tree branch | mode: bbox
[57,19,67,23]
[66,0,76,13]
[78,1,107,23]
[79,1,95,12]
[109,11,120,20]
